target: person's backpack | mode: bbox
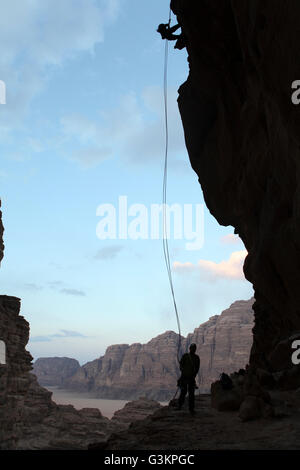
[219,372,233,390]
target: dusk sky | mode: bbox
[0,0,253,364]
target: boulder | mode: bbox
[211,380,242,411]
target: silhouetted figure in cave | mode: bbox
[157,23,186,50]
[177,343,200,414]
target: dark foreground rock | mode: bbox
[171,0,300,372]
[0,295,123,450]
[91,391,300,450]
[111,397,163,427]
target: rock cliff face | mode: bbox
[33,357,80,386]
[0,295,121,449]
[186,299,254,391]
[171,0,300,372]
[0,201,4,264]
[0,296,33,449]
[64,334,181,401]
[36,299,254,400]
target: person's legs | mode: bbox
[188,380,195,412]
[178,381,188,409]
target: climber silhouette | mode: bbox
[157,23,186,50]
[176,343,200,414]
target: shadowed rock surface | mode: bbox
[171,0,300,372]
[0,295,123,449]
[34,299,254,400]
[111,397,163,427]
[94,391,300,450]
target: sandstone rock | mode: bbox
[277,365,300,391]
[171,0,300,375]
[256,368,276,389]
[0,200,4,264]
[60,299,254,400]
[111,397,162,427]
[239,395,274,422]
[211,380,242,411]
[243,370,271,403]
[96,393,300,450]
[239,396,262,421]
[0,295,122,450]
[33,357,80,387]
[186,299,254,392]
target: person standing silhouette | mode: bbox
[177,343,200,414]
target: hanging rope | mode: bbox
[162,7,182,365]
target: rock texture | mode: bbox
[32,357,80,387]
[111,397,163,427]
[36,299,254,400]
[0,295,122,450]
[0,200,4,264]
[64,334,181,401]
[171,0,300,373]
[94,390,300,450]
[186,298,254,391]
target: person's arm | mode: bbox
[169,24,181,34]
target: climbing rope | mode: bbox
[162,7,182,366]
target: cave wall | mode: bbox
[171,0,300,371]
[0,296,34,448]
[0,200,4,264]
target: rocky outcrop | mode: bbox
[186,298,254,391]
[46,299,254,400]
[0,200,4,264]
[0,296,33,449]
[171,0,300,373]
[94,390,300,450]
[16,373,122,450]
[32,357,80,387]
[64,333,180,401]
[111,397,163,427]
[0,295,122,450]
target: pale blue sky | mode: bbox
[0,0,253,364]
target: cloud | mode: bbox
[30,336,52,343]
[30,329,87,342]
[173,250,248,281]
[94,244,124,260]
[58,86,187,168]
[23,282,43,291]
[0,0,120,128]
[220,234,242,245]
[53,330,86,338]
[60,288,86,297]
[48,280,64,289]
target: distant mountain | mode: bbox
[33,298,254,401]
[32,357,80,386]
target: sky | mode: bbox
[0,0,253,365]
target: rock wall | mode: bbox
[171,0,300,371]
[0,296,33,448]
[186,299,254,391]
[0,295,122,449]
[37,299,254,400]
[33,357,80,386]
[0,201,4,264]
